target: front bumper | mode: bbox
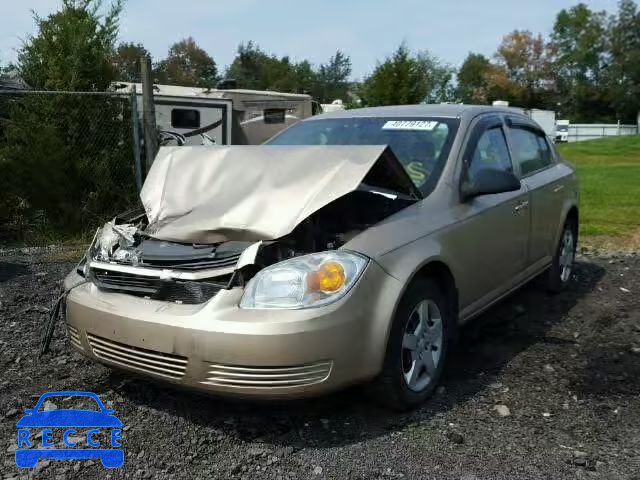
[65,261,402,399]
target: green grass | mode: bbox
[558,136,640,245]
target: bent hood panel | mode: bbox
[141,145,391,243]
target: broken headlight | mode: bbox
[239,251,368,309]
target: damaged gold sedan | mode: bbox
[63,105,579,409]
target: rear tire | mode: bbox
[544,217,577,293]
[370,277,453,411]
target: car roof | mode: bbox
[309,104,527,122]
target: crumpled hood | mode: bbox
[141,145,416,244]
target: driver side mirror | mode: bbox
[461,168,521,201]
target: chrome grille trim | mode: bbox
[139,253,241,270]
[89,260,236,280]
[200,361,332,389]
[66,324,83,351]
[87,334,187,380]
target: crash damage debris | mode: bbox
[41,145,421,352]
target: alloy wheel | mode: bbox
[401,299,444,392]
[559,228,575,283]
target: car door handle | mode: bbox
[552,184,565,193]
[513,200,529,214]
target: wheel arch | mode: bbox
[413,260,459,319]
[566,205,579,230]
[553,203,579,249]
[384,258,460,348]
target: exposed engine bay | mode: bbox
[80,145,422,305]
[84,188,415,304]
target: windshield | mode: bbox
[557,125,569,132]
[267,117,460,194]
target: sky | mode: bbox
[0,0,622,79]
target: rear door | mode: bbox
[447,115,531,314]
[506,118,564,265]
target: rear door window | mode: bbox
[510,127,554,176]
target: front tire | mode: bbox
[370,278,453,411]
[544,217,577,292]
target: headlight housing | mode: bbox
[239,251,368,309]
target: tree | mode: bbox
[292,60,316,95]
[1,0,136,236]
[268,55,309,92]
[457,53,491,104]
[226,45,354,101]
[225,42,320,94]
[549,3,611,121]
[155,37,218,88]
[113,42,150,83]
[1,62,13,76]
[482,63,526,105]
[607,0,640,122]
[492,30,555,108]
[18,0,122,91]
[315,51,352,103]
[359,43,452,107]
[419,52,456,104]
[226,42,277,90]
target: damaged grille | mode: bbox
[200,361,332,389]
[138,253,241,270]
[87,334,187,380]
[91,269,224,304]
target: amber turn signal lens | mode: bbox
[307,261,346,294]
[317,261,346,293]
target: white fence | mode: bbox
[568,123,638,142]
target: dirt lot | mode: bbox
[1,248,639,480]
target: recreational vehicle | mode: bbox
[113,82,317,146]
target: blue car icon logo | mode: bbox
[15,391,123,468]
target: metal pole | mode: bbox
[141,56,158,172]
[131,85,142,192]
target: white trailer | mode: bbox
[492,102,557,141]
[555,120,570,143]
[528,109,557,141]
[321,99,346,113]
[113,82,316,146]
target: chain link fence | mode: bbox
[0,90,141,246]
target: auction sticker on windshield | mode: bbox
[382,120,438,131]
[14,391,124,469]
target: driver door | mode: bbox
[445,115,531,318]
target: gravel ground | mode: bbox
[1,248,639,480]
